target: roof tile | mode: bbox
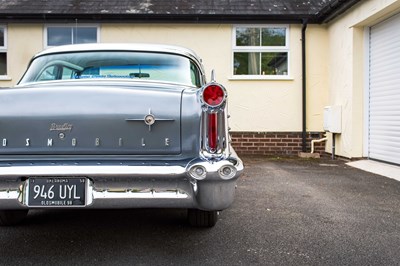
[0,0,362,23]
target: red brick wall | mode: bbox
[230,132,326,156]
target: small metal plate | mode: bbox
[27,177,86,207]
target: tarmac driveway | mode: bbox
[0,157,400,265]
[234,157,400,265]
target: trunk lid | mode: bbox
[0,82,184,155]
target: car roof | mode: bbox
[35,43,203,66]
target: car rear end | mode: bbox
[0,44,243,227]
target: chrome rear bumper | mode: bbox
[0,157,243,211]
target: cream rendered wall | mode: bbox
[306,25,329,132]
[326,0,400,158]
[102,23,327,133]
[1,24,43,87]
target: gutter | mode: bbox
[317,0,363,23]
[301,19,308,152]
[0,13,317,24]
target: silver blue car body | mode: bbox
[0,43,243,227]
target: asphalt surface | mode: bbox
[1,157,400,265]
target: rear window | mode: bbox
[19,51,201,87]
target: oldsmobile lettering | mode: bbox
[3,137,175,148]
[50,123,73,132]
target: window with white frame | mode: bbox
[0,26,7,76]
[233,25,289,77]
[45,25,99,47]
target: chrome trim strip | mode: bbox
[0,156,243,178]
[0,165,186,177]
[0,190,19,199]
[92,190,189,200]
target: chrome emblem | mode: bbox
[125,108,175,132]
[50,123,73,132]
[144,114,155,126]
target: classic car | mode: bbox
[0,43,243,227]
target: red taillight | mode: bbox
[202,84,225,107]
[201,82,226,154]
[208,113,218,152]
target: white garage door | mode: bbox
[369,13,400,165]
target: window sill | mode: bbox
[0,76,12,81]
[229,76,294,81]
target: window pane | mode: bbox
[0,28,4,47]
[37,65,57,81]
[48,27,72,46]
[62,68,74,79]
[261,52,288,75]
[234,52,260,75]
[190,62,201,87]
[236,28,260,46]
[0,53,6,75]
[74,27,97,44]
[262,28,286,46]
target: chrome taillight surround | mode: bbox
[199,82,230,160]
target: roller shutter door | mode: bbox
[369,13,400,165]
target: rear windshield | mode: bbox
[19,51,201,87]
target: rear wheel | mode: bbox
[0,210,28,226]
[187,209,219,227]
